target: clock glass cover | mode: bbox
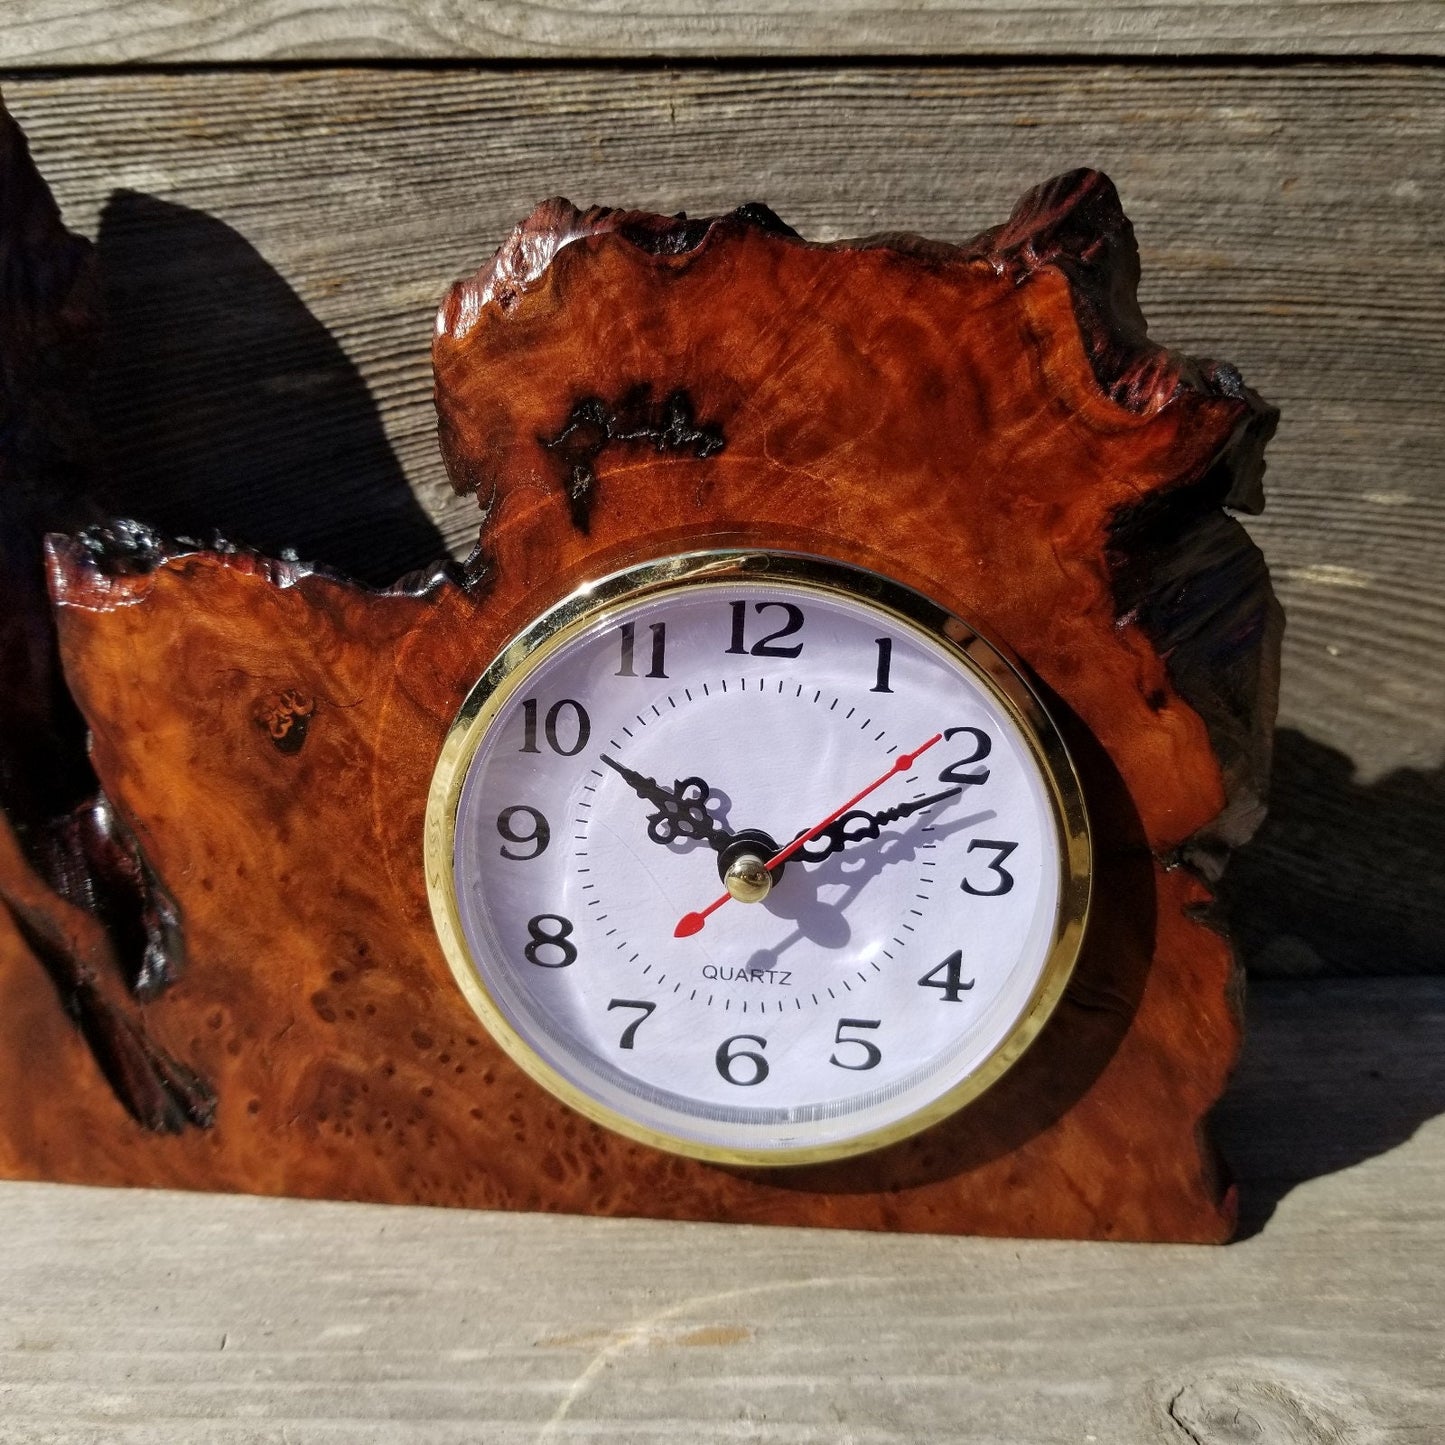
[426,551,1090,1164]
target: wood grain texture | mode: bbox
[0,95,216,1134]
[2,0,1442,63]
[0,176,1277,1241]
[2,64,1440,976]
[0,978,1440,1443]
[432,175,1280,867]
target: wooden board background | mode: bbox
[3,59,1441,976]
[1,978,1441,1442]
[1,11,1442,1443]
[3,0,1443,60]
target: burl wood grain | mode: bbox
[0,93,213,1134]
[1,169,1279,1240]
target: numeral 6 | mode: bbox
[715,1033,770,1086]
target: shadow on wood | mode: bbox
[1216,733,1445,1227]
[1227,728,1445,977]
[1214,977,1445,1236]
[6,172,1441,1237]
[93,190,446,588]
[0,97,213,1130]
[1,164,447,1137]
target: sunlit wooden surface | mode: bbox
[1,979,1440,1443]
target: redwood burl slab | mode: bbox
[0,94,213,1140]
[5,170,1280,1240]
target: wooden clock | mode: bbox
[0,165,1280,1241]
[425,548,1092,1165]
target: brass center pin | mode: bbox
[722,853,772,904]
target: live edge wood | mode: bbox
[0,171,1280,1241]
[0,96,214,1139]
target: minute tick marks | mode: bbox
[435,558,1084,1162]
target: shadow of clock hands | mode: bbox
[749,708,1157,1199]
[741,807,990,972]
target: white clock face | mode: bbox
[429,554,1089,1162]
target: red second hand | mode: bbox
[673,732,944,938]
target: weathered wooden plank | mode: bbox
[0,978,1440,1443]
[2,66,1442,976]
[2,0,1442,63]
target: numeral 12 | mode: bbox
[725,600,805,658]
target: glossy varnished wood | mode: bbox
[0,174,1279,1241]
[0,98,214,1138]
[1,979,1440,1443]
[4,64,1438,977]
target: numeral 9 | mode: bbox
[496,805,551,860]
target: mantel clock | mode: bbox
[0,166,1280,1242]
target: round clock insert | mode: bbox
[425,551,1090,1164]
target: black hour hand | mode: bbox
[794,786,962,864]
[601,755,731,850]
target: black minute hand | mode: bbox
[793,786,963,864]
[600,755,732,851]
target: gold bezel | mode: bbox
[424,549,1092,1166]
